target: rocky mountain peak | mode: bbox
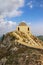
[0,22,43,65]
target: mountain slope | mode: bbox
[0,22,43,65]
[0,34,43,65]
[0,31,43,65]
[37,36,43,41]
[3,30,43,50]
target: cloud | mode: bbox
[27,1,33,9]
[0,0,24,18]
[31,22,43,35]
[27,0,43,9]
[0,0,25,36]
[0,19,43,36]
[40,4,43,7]
[0,19,17,36]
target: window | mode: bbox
[18,27,19,31]
[28,27,29,31]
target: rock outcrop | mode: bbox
[0,22,43,65]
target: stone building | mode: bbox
[16,22,30,33]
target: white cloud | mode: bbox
[27,1,33,8]
[0,0,25,36]
[31,22,43,35]
[40,4,43,7]
[27,0,43,9]
[0,0,24,18]
[0,19,17,36]
[0,20,43,36]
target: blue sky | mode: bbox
[0,0,43,36]
[5,0,43,23]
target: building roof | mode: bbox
[19,22,27,26]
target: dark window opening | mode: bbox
[28,27,29,31]
[18,27,20,31]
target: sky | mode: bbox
[0,0,43,36]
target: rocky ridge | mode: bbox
[0,31,43,65]
[0,22,43,65]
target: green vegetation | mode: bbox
[0,34,5,41]
[0,36,2,41]
[37,36,43,41]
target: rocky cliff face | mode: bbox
[0,31,43,65]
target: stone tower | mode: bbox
[16,22,30,33]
